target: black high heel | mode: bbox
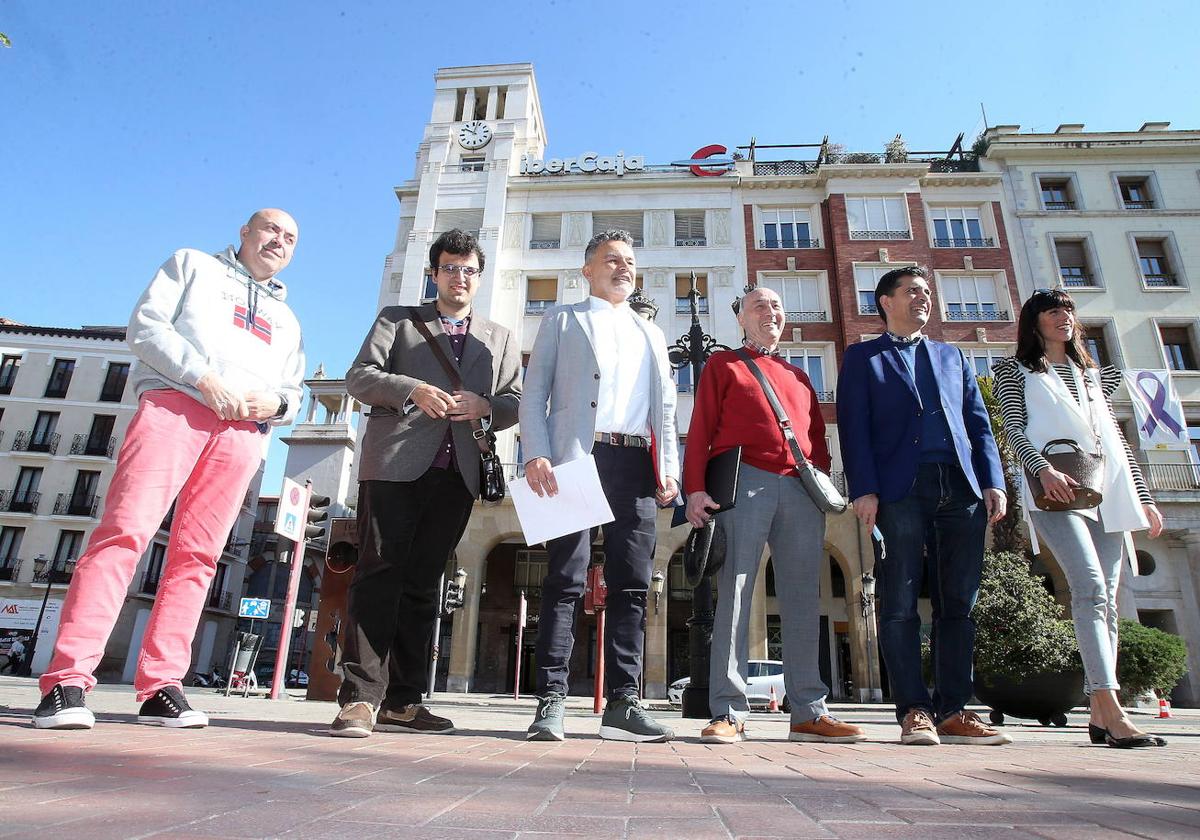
[1088,723,1167,747]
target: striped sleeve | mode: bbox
[992,358,1051,477]
[1098,366,1154,505]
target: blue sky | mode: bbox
[3,0,1197,491]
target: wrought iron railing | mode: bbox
[675,237,707,247]
[1,489,41,514]
[926,158,981,173]
[0,558,19,581]
[529,239,560,250]
[859,303,879,315]
[849,230,910,241]
[1043,200,1075,210]
[816,391,835,403]
[933,237,995,248]
[759,239,820,249]
[208,589,233,610]
[54,493,98,517]
[71,433,115,458]
[525,300,555,316]
[1061,273,1094,287]
[785,311,826,323]
[753,160,819,176]
[1143,273,1178,288]
[945,310,1009,322]
[1141,463,1200,492]
[676,299,710,315]
[12,429,61,455]
[1123,200,1155,210]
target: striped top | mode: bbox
[991,357,1153,505]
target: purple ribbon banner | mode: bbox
[1132,370,1185,440]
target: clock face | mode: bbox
[457,120,492,150]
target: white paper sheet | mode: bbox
[509,455,615,545]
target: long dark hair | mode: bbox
[1014,288,1096,373]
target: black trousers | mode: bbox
[338,472,474,709]
[535,443,659,699]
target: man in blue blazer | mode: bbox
[837,266,1010,746]
[520,230,680,743]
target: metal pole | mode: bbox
[271,480,311,700]
[592,607,605,714]
[514,590,527,700]
[20,555,51,676]
[427,573,445,698]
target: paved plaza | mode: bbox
[1,676,1197,839]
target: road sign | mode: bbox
[274,478,308,542]
[239,597,271,619]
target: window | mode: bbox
[1160,326,1198,371]
[0,526,24,579]
[1082,326,1113,368]
[961,348,1005,377]
[208,563,229,608]
[853,265,909,315]
[0,354,20,395]
[1038,176,1076,210]
[515,550,548,596]
[30,411,60,453]
[142,543,166,593]
[930,206,991,247]
[525,277,558,315]
[759,208,816,249]
[675,274,708,315]
[45,358,75,399]
[845,197,909,240]
[66,470,100,516]
[785,349,830,401]
[11,466,42,514]
[673,364,693,394]
[1053,238,1096,287]
[52,530,83,577]
[420,273,437,302]
[675,211,706,246]
[592,212,644,245]
[1136,238,1178,287]
[530,213,561,249]
[940,275,1005,321]
[433,209,484,238]
[1117,176,1155,210]
[758,276,824,321]
[459,155,484,173]
[99,362,130,402]
[79,414,116,457]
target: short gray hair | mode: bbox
[584,229,635,262]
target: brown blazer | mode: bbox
[346,303,522,495]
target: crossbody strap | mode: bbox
[734,348,810,469]
[407,307,492,456]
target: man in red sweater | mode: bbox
[685,287,866,744]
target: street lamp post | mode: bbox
[859,571,880,703]
[21,554,71,676]
[666,272,730,720]
[427,567,468,697]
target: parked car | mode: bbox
[668,660,790,711]
[253,664,309,688]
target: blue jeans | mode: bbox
[875,462,987,723]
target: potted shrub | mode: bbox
[972,551,1085,726]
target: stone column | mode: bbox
[643,541,672,699]
[748,549,769,659]
[446,540,488,694]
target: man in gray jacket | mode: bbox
[34,209,305,730]
[521,230,679,742]
[330,229,522,738]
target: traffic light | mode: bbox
[305,494,330,541]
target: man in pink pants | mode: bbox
[33,209,306,730]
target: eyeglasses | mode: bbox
[438,264,481,277]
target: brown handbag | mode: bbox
[1025,439,1105,512]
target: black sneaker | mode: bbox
[137,686,208,728]
[32,685,95,730]
[374,703,455,734]
[598,694,674,743]
[527,693,566,741]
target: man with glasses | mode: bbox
[330,229,522,737]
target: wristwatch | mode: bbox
[272,393,288,420]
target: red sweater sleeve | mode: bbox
[682,358,724,496]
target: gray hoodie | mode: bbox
[127,246,305,426]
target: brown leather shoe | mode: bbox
[936,710,1012,745]
[700,715,745,744]
[789,714,867,743]
[375,703,455,734]
[900,709,940,745]
[329,701,375,738]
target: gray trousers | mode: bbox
[1029,509,1125,692]
[709,463,828,724]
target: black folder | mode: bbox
[705,446,742,512]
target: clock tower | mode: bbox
[378,64,547,319]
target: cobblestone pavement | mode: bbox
[1,677,1197,839]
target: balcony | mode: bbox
[849,230,910,241]
[759,238,820,249]
[816,390,835,403]
[1123,200,1155,210]
[0,559,19,581]
[1061,272,1094,287]
[71,434,115,458]
[859,303,879,315]
[208,590,233,611]
[945,310,1009,322]
[12,430,61,455]
[1143,273,1178,288]
[54,493,98,518]
[1141,463,1200,493]
[140,570,160,595]
[525,300,555,316]
[753,160,819,176]
[675,237,707,247]
[0,489,41,514]
[1043,200,1075,210]
[529,239,560,250]
[933,237,995,248]
[785,311,827,323]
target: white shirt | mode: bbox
[586,295,652,435]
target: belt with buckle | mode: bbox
[594,432,650,449]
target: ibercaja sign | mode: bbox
[519,151,645,176]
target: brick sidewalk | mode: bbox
[1,677,1197,839]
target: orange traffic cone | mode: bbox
[1158,697,1172,719]
[767,685,781,714]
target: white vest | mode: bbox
[1018,362,1147,534]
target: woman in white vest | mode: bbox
[993,288,1165,749]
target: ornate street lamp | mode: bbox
[427,567,469,697]
[20,553,75,676]
[650,570,665,615]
